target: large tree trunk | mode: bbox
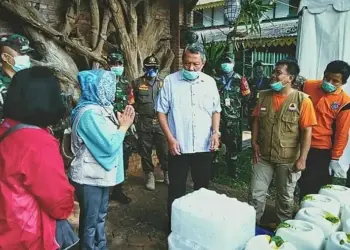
[1,0,175,87]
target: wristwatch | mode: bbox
[212,130,221,137]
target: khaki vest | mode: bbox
[258,90,308,164]
[134,77,163,118]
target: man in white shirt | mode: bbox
[156,43,221,231]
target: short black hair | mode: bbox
[324,60,350,84]
[3,66,66,127]
[275,59,300,83]
[253,60,265,67]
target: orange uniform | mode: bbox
[303,80,350,159]
[252,91,317,129]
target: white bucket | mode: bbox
[245,235,297,250]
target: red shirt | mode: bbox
[0,119,74,250]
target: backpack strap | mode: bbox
[0,123,40,143]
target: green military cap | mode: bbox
[0,34,34,54]
[107,52,124,64]
[253,60,265,67]
[143,54,160,67]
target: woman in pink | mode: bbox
[0,67,75,249]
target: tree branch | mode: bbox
[0,0,107,65]
[93,9,111,57]
[108,0,129,43]
[60,0,80,37]
[90,0,100,49]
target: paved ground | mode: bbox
[69,133,278,250]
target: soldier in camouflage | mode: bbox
[213,52,250,178]
[0,34,33,119]
[108,52,135,204]
[247,60,270,130]
[131,55,168,191]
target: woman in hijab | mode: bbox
[68,69,135,250]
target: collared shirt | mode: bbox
[156,71,221,154]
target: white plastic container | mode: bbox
[319,185,350,208]
[171,188,256,250]
[325,232,350,250]
[343,219,350,234]
[275,219,325,250]
[295,207,341,237]
[342,205,350,229]
[300,194,341,216]
[245,235,297,250]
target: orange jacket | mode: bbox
[304,80,350,159]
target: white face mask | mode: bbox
[10,55,31,72]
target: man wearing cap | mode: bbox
[213,52,250,179]
[247,60,270,130]
[131,54,168,191]
[0,34,33,119]
[107,51,136,204]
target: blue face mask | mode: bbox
[145,68,158,78]
[221,63,234,73]
[182,68,199,81]
[111,66,124,77]
[321,80,337,93]
[11,55,31,72]
[270,81,285,92]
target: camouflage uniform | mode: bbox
[214,71,249,178]
[0,74,11,119]
[0,34,34,120]
[114,76,136,172]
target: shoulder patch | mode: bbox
[158,80,163,88]
[330,102,340,110]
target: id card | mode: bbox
[225,98,231,107]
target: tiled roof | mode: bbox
[194,0,224,10]
[195,19,298,42]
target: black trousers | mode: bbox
[167,152,212,226]
[298,148,332,202]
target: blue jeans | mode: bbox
[71,181,110,250]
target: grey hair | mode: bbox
[182,43,206,63]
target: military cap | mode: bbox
[253,60,265,67]
[143,54,160,67]
[0,34,34,54]
[107,52,124,64]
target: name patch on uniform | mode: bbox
[331,102,340,110]
[225,98,231,107]
[260,106,267,111]
[288,103,297,111]
[138,83,148,91]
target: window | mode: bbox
[193,9,204,28]
[275,0,290,18]
[203,8,213,27]
[262,0,300,20]
[213,6,225,26]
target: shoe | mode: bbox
[163,171,169,185]
[145,172,156,191]
[111,191,132,204]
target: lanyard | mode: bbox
[221,75,233,91]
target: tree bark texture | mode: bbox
[0,0,175,90]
